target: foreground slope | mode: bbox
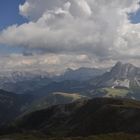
[1,133,140,140]
[0,89,33,127]
[9,98,140,137]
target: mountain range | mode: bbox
[0,62,140,140]
[55,67,107,81]
[0,62,139,96]
[0,67,106,94]
[25,62,140,100]
[0,62,139,114]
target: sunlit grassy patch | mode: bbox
[102,88,129,98]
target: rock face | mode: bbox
[113,79,130,88]
[9,98,140,137]
[110,62,139,79]
[92,62,140,88]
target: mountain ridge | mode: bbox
[5,98,140,137]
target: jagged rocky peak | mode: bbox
[114,61,123,68]
[95,62,140,88]
[110,61,138,79]
[112,61,135,72]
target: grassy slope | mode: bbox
[25,92,87,113]
[0,90,33,126]
[102,88,129,97]
[1,98,140,139]
[98,87,140,100]
[7,98,140,137]
[1,133,140,140]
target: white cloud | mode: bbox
[19,1,30,18]
[0,0,140,72]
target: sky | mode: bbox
[0,0,26,54]
[0,0,26,30]
[0,0,140,73]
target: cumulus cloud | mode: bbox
[0,0,140,72]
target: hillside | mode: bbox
[0,90,33,127]
[6,98,140,137]
[26,92,87,113]
[1,133,140,140]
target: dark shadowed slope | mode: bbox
[9,98,140,137]
[0,89,33,127]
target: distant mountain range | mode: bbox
[0,67,107,94]
[0,71,52,94]
[55,67,107,81]
[0,61,139,90]
[1,62,139,96]
[23,62,139,100]
[1,62,138,102]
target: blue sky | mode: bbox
[0,0,27,54]
[0,0,26,30]
[129,8,140,24]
